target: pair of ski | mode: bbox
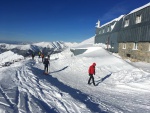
[43,71,50,75]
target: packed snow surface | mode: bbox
[0,40,150,113]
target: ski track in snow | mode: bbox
[0,85,20,113]
[0,59,103,113]
[50,52,150,113]
[0,54,150,113]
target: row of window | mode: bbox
[99,26,111,34]
[122,42,150,51]
[124,15,142,27]
[122,43,138,50]
[98,15,142,34]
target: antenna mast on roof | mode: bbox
[96,20,100,28]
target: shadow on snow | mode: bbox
[96,73,112,86]
[31,66,108,113]
[50,66,68,74]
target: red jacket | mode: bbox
[88,63,96,75]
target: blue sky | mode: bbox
[0,0,149,43]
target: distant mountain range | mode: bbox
[0,36,94,57]
[0,41,78,57]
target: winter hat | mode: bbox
[93,63,96,66]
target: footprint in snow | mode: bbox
[54,92,62,98]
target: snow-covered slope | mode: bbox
[0,37,150,113]
[0,51,24,67]
[72,36,95,48]
[32,41,69,50]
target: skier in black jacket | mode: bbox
[43,57,50,74]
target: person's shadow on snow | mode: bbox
[31,66,108,113]
[50,66,68,74]
[95,73,112,86]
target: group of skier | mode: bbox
[39,52,50,74]
[31,51,50,74]
[31,51,97,85]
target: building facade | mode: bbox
[118,3,150,62]
[95,16,124,53]
[95,3,150,62]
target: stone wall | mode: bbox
[119,42,150,63]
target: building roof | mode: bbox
[100,15,124,28]
[128,2,150,15]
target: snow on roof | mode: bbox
[129,2,150,14]
[98,2,150,29]
[100,15,124,28]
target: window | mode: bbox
[126,54,131,57]
[136,15,142,24]
[124,19,129,27]
[107,26,110,32]
[99,30,101,34]
[123,43,126,49]
[133,42,138,50]
[103,28,105,33]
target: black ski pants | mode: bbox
[44,65,48,73]
[88,74,95,85]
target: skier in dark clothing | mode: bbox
[43,57,50,74]
[48,54,50,60]
[88,63,96,86]
[38,51,41,58]
[32,53,35,60]
[41,53,44,62]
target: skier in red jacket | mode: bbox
[88,63,96,86]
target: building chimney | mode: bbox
[96,20,100,28]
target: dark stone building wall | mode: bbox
[119,42,150,62]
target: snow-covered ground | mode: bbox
[0,38,150,113]
[0,51,24,67]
